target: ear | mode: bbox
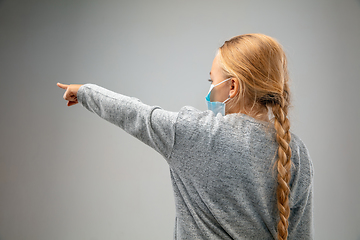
[229,78,239,98]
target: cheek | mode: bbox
[210,86,229,102]
[209,87,218,102]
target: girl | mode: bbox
[57,33,313,240]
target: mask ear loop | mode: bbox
[213,77,232,88]
[223,95,231,104]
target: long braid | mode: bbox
[272,99,291,240]
[219,33,293,239]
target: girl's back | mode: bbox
[168,107,313,239]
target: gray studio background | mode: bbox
[1,0,359,239]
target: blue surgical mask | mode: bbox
[205,78,231,116]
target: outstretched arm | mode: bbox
[57,83,177,159]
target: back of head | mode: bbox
[219,34,292,240]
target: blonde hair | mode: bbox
[219,33,292,240]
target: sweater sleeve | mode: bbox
[77,84,177,159]
[288,182,314,239]
[288,146,315,239]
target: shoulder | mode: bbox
[290,133,313,177]
[176,106,264,126]
[175,107,255,133]
[176,106,223,129]
[177,106,213,121]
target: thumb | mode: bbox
[57,82,68,90]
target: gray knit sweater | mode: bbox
[77,84,314,240]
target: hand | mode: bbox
[57,83,83,106]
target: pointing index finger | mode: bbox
[57,83,68,89]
